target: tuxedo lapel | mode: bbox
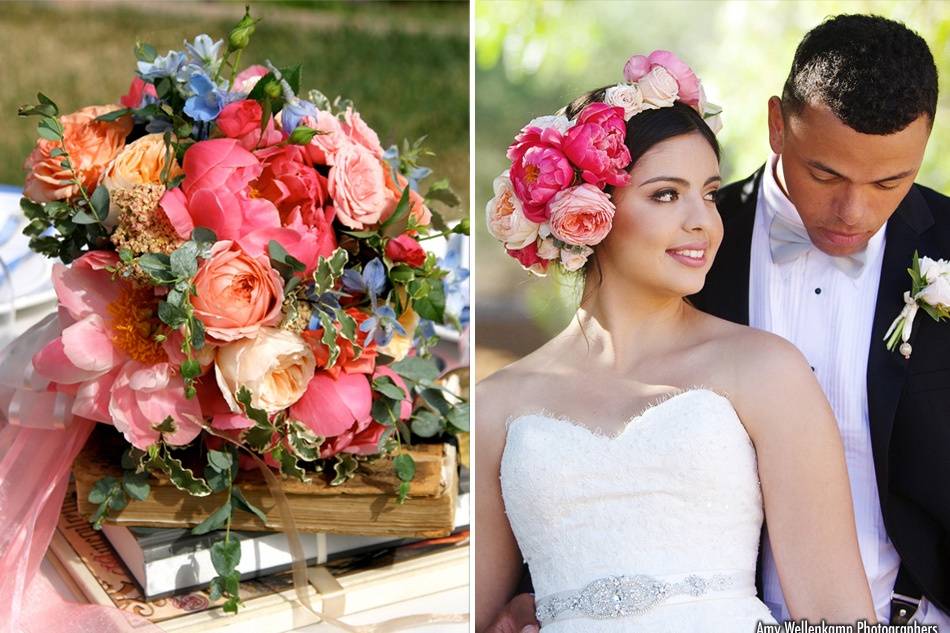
[866,185,935,499]
[699,168,762,325]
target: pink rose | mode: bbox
[342,107,384,157]
[548,184,615,246]
[385,234,426,267]
[623,50,700,107]
[191,240,284,342]
[327,142,390,230]
[302,111,348,166]
[290,371,374,457]
[507,126,575,223]
[217,100,283,151]
[232,64,270,94]
[161,138,281,241]
[120,77,157,109]
[507,240,549,277]
[562,103,631,189]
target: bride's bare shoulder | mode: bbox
[476,339,565,436]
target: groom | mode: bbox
[487,14,949,632]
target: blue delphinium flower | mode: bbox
[184,34,225,74]
[184,72,227,122]
[137,50,187,81]
[280,97,319,134]
[360,305,406,347]
[342,258,387,298]
[440,234,470,330]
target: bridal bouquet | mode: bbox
[14,7,468,612]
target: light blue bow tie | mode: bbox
[768,211,867,279]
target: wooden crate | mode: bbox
[73,437,457,538]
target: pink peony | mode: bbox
[31,251,203,449]
[302,110,348,166]
[327,142,391,230]
[623,50,701,107]
[561,103,631,189]
[342,107,384,157]
[161,138,281,241]
[237,224,334,276]
[190,240,284,342]
[507,125,575,224]
[120,77,157,109]
[548,184,616,246]
[217,99,283,151]
[290,371,374,457]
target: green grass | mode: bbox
[1,1,468,217]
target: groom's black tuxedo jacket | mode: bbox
[691,168,950,614]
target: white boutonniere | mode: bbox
[884,251,950,359]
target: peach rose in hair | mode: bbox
[547,184,615,247]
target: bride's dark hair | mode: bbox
[559,88,721,304]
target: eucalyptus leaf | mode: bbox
[232,486,268,523]
[390,356,440,384]
[410,409,442,438]
[447,402,470,432]
[122,471,151,501]
[158,301,187,328]
[372,375,407,401]
[207,449,234,474]
[393,453,415,482]
[191,501,232,536]
[170,241,199,279]
[210,539,242,576]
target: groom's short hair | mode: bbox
[782,14,938,134]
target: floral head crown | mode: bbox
[486,50,722,276]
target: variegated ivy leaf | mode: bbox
[312,248,349,296]
[273,446,309,482]
[331,453,359,486]
[319,311,341,368]
[335,307,361,360]
[158,452,212,496]
[286,420,322,462]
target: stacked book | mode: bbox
[49,464,470,633]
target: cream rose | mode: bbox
[101,133,183,226]
[560,245,594,272]
[486,171,540,249]
[604,83,645,120]
[536,236,560,260]
[638,66,680,109]
[215,327,316,414]
[920,256,950,283]
[526,114,572,134]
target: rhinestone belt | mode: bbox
[535,571,747,625]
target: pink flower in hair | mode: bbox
[507,240,549,276]
[562,103,631,189]
[623,50,701,107]
[507,125,574,223]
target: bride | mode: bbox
[475,51,876,631]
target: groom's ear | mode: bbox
[767,96,785,155]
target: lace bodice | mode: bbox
[500,389,777,631]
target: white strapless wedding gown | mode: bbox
[501,388,777,632]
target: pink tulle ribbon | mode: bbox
[0,314,163,633]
